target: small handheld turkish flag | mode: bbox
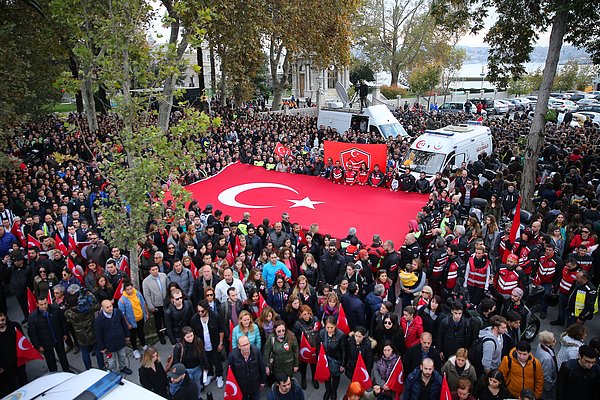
[440,373,452,400]
[16,328,44,366]
[229,320,235,348]
[27,288,37,314]
[352,351,372,390]
[224,367,243,400]
[314,345,331,382]
[384,356,404,399]
[27,234,41,250]
[117,257,130,277]
[11,220,26,248]
[47,289,53,305]
[54,234,69,257]
[337,304,350,334]
[258,293,267,313]
[113,278,124,301]
[274,142,291,158]
[67,258,85,285]
[188,260,199,279]
[299,332,317,364]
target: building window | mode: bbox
[327,69,338,89]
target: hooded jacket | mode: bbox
[441,355,478,391]
[345,331,376,379]
[400,315,424,349]
[556,333,584,368]
[479,326,503,372]
[499,348,544,399]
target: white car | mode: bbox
[548,98,578,112]
[578,111,600,128]
[497,99,515,112]
[577,98,599,106]
[509,98,532,111]
[584,91,600,99]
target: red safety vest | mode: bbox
[558,268,578,295]
[445,260,461,290]
[516,244,534,274]
[357,170,369,185]
[430,251,448,280]
[331,167,344,183]
[344,170,357,185]
[494,268,521,296]
[467,256,489,289]
[537,255,557,284]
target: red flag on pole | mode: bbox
[112,279,124,300]
[67,258,85,285]
[224,367,243,400]
[68,235,78,252]
[54,234,69,257]
[47,289,53,305]
[440,373,452,400]
[229,320,235,348]
[11,220,26,248]
[502,196,521,263]
[274,142,291,158]
[337,304,350,334]
[188,260,199,279]
[314,345,331,382]
[351,351,372,390]
[384,356,404,398]
[27,234,41,249]
[299,332,317,364]
[258,292,267,313]
[27,288,37,314]
[15,328,44,366]
[116,257,130,277]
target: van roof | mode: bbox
[410,122,491,153]
[8,369,165,400]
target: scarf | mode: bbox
[169,378,184,396]
[263,320,274,336]
[376,353,399,382]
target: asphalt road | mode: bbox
[6,291,600,400]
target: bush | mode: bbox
[380,85,410,99]
[545,109,558,123]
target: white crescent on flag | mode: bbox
[225,381,238,396]
[218,183,299,209]
[300,348,311,359]
[398,370,404,385]
[360,367,369,383]
[18,336,30,351]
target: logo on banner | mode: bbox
[340,148,371,170]
[415,140,426,149]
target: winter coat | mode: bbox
[94,308,129,352]
[267,378,305,400]
[227,345,267,396]
[28,304,68,348]
[535,343,558,400]
[437,315,472,359]
[33,274,58,298]
[345,332,376,379]
[441,356,478,391]
[340,292,367,331]
[365,292,383,316]
[139,361,168,398]
[499,348,544,399]
[167,268,194,299]
[556,358,600,400]
[400,315,424,349]
[10,265,31,294]
[118,289,148,327]
[164,300,194,345]
[232,324,262,350]
[170,374,199,400]
[402,343,442,378]
[189,310,224,351]
[403,368,443,400]
[64,292,100,346]
[479,326,504,372]
[263,332,299,377]
[557,333,584,368]
[318,328,346,367]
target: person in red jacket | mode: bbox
[330,161,344,184]
[400,305,424,350]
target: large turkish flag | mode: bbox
[184,163,428,246]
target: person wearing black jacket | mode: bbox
[345,326,375,380]
[27,297,71,372]
[556,345,600,400]
[0,311,28,397]
[436,302,472,361]
[319,242,346,286]
[9,252,32,323]
[138,346,169,398]
[167,363,199,400]
[190,300,225,387]
[382,239,403,286]
[228,335,267,400]
[318,316,347,400]
[191,265,220,306]
[403,332,442,377]
[340,282,367,331]
[164,289,194,345]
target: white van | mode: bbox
[402,122,492,177]
[317,105,409,139]
[3,369,165,400]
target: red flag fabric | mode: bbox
[10,220,26,248]
[258,292,267,313]
[476,116,483,122]
[47,289,53,305]
[27,288,37,314]
[116,257,130,277]
[181,163,428,251]
[15,328,44,366]
[224,367,243,400]
[324,141,387,173]
[440,373,452,400]
[351,351,372,390]
[502,196,521,263]
[274,142,291,158]
[337,304,350,334]
[54,234,69,257]
[68,235,78,252]
[229,320,235,348]
[113,279,124,300]
[27,234,41,249]
[299,332,317,364]
[189,260,199,279]
[67,258,85,285]
[314,345,331,382]
[384,356,404,395]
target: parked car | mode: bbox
[557,112,588,127]
[549,92,567,99]
[578,105,600,113]
[470,98,509,114]
[578,111,600,128]
[584,91,600,99]
[548,98,578,112]
[497,99,516,112]
[576,98,599,107]
[439,102,466,113]
[565,91,586,102]
[526,96,538,106]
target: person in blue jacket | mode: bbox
[402,358,442,400]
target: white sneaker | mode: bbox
[216,377,224,388]
[133,350,141,359]
[203,373,212,386]
[141,345,148,351]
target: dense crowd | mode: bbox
[1,103,600,400]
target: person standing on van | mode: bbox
[359,80,369,112]
[476,102,483,115]
[464,100,472,114]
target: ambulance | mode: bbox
[402,122,492,177]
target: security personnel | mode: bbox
[513,229,539,276]
[344,165,357,186]
[464,245,491,305]
[330,161,344,184]
[535,244,563,319]
[568,270,598,325]
[426,237,448,296]
[442,244,465,300]
[551,257,579,326]
[493,254,524,301]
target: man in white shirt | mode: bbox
[214,267,246,303]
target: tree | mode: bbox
[553,60,579,92]
[350,57,376,84]
[408,63,442,105]
[433,0,600,211]
[439,46,467,102]
[524,68,544,94]
[508,78,530,97]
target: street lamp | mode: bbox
[316,74,324,114]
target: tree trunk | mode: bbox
[81,72,99,133]
[129,245,140,289]
[69,54,84,113]
[270,41,290,110]
[196,46,205,93]
[390,69,399,87]
[209,45,216,95]
[520,2,568,212]
[220,60,227,101]
[96,85,111,114]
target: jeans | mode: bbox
[186,366,203,394]
[557,292,569,325]
[540,283,553,314]
[105,347,127,372]
[80,343,104,370]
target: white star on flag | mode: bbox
[287,196,324,209]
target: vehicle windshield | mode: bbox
[380,123,408,138]
[402,149,446,175]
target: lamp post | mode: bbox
[316,74,324,115]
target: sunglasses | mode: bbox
[205,293,214,297]
[174,297,182,301]
[39,270,46,273]
[384,321,393,325]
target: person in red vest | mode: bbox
[427,237,448,296]
[356,162,369,186]
[368,164,385,187]
[512,229,539,277]
[463,245,491,305]
[443,244,465,301]
[535,244,563,319]
[492,254,525,308]
[550,256,579,326]
[344,165,358,186]
[330,161,344,184]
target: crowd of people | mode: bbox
[1,101,600,400]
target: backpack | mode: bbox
[468,336,497,377]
